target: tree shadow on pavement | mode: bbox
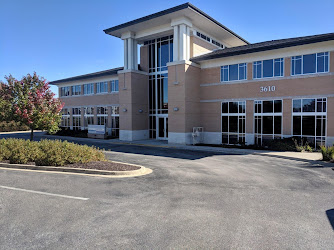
[326,209,334,231]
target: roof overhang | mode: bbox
[103,3,249,47]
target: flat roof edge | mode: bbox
[191,33,334,62]
[103,2,249,44]
[50,67,123,85]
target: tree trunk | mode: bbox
[30,128,34,141]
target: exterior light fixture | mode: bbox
[123,108,127,112]
[138,109,143,113]
[173,107,179,111]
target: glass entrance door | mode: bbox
[157,117,168,140]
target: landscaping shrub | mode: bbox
[0,121,29,132]
[52,128,88,138]
[320,146,334,162]
[0,138,105,166]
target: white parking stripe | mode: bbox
[0,185,89,201]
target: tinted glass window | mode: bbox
[263,59,273,78]
[293,99,301,112]
[222,102,228,113]
[263,101,273,113]
[229,102,239,113]
[229,116,238,132]
[292,56,302,75]
[303,54,316,74]
[274,100,282,113]
[274,59,283,77]
[239,102,246,113]
[274,116,282,134]
[302,99,315,112]
[302,116,315,136]
[229,64,238,81]
[222,116,228,132]
[293,116,301,135]
[263,116,273,134]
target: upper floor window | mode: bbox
[83,83,94,95]
[111,80,119,92]
[146,35,173,73]
[96,82,108,94]
[221,63,247,82]
[253,58,284,79]
[71,85,81,96]
[291,52,329,76]
[60,86,70,97]
[72,107,81,115]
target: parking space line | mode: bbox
[0,185,89,201]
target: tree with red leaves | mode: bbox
[3,73,64,140]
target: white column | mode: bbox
[173,25,179,61]
[127,38,133,70]
[133,39,138,70]
[179,24,187,61]
[186,26,190,60]
[124,39,128,70]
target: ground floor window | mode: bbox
[149,115,156,139]
[84,107,94,128]
[292,98,326,147]
[221,101,246,144]
[97,107,108,126]
[111,106,119,137]
[254,100,282,145]
[72,116,81,130]
[61,108,70,127]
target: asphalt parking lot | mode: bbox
[0,132,333,249]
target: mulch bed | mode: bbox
[63,161,140,171]
[0,160,140,171]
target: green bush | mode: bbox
[320,146,334,162]
[0,138,105,166]
[0,121,30,132]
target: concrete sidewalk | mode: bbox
[37,133,323,162]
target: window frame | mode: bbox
[220,63,247,82]
[83,83,94,95]
[96,82,108,94]
[221,101,246,145]
[253,58,284,79]
[291,52,329,76]
[111,80,119,93]
[254,99,283,145]
[292,98,327,147]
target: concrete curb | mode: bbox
[0,162,152,177]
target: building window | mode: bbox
[83,83,94,95]
[111,80,119,92]
[84,107,94,127]
[291,52,329,76]
[60,87,70,97]
[292,98,326,147]
[254,100,282,145]
[147,35,173,73]
[71,85,81,96]
[111,106,119,137]
[97,107,108,125]
[221,63,247,82]
[96,82,108,94]
[221,101,246,144]
[253,58,284,79]
[72,108,81,130]
[60,108,70,127]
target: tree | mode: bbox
[0,81,14,121]
[5,73,64,140]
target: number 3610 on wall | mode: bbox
[260,86,276,92]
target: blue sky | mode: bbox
[1,0,333,97]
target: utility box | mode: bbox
[192,127,204,145]
[88,125,107,139]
